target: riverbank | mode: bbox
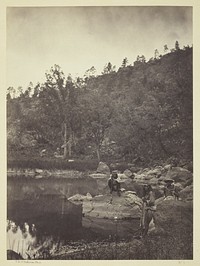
[18,199,190,260]
[50,199,193,260]
[7,167,89,178]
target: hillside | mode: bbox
[7,46,193,167]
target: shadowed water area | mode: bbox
[7,175,140,242]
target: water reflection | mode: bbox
[7,175,99,201]
[7,175,141,259]
[7,220,37,259]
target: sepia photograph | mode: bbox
[5,3,194,261]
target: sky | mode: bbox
[6,6,192,90]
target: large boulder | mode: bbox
[179,185,193,201]
[123,169,134,178]
[183,161,193,172]
[154,199,193,236]
[149,177,159,185]
[69,192,143,219]
[164,164,172,171]
[183,178,193,188]
[137,168,151,175]
[141,198,193,259]
[165,167,193,185]
[145,168,162,178]
[123,191,143,208]
[158,175,167,182]
[134,173,146,180]
[144,175,154,181]
[174,182,184,191]
[134,167,162,182]
[97,162,110,175]
[118,173,129,180]
[129,166,141,173]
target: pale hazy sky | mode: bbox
[6,6,192,89]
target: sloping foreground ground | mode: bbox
[7,191,193,260]
[139,199,193,260]
[53,198,192,260]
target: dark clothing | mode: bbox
[108,175,121,196]
[143,190,155,208]
[164,183,179,199]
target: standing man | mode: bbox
[141,184,156,237]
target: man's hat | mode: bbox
[112,170,118,174]
[164,178,174,183]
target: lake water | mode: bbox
[7,175,141,244]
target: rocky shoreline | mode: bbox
[8,161,193,204]
[7,167,87,178]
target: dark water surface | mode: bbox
[7,175,140,241]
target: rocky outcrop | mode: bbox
[96,162,110,175]
[129,165,193,197]
[179,185,193,201]
[133,167,162,182]
[68,192,143,219]
[165,167,193,184]
[153,198,193,236]
[123,169,134,178]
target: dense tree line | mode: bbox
[7,43,192,165]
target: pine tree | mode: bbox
[154,49,159,59]
[102,62,115,74]
[164,44,168,53]
[175,41,180,50]
[121,57,128,68]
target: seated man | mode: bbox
[164,179,175,198]
[164,179,179,200]
[108,171,121,197]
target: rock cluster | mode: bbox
[92,161,193,201]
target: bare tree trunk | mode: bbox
[96,145,101,162]
[63,123,67,159]
[157,131,170,155]
[68,131,72,158]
